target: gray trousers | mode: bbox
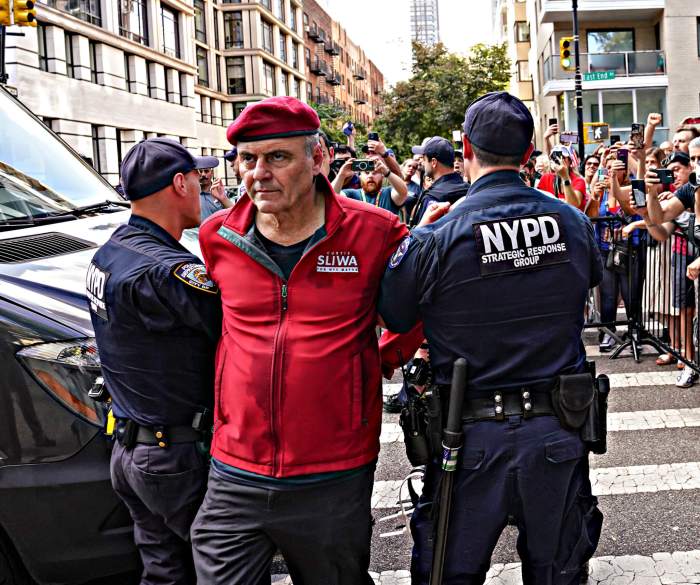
[191,464,375,585]
[111,441,208,585]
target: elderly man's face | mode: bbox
[238,136,322,215]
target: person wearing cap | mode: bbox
[198,156,233,222]
[190,96,408,584]
[87,138,223,585]
[537,144,588,211]
[408,136,471,227]
[378,92,603,584]
[223,148,246,201]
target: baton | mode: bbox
[429,358,467,585]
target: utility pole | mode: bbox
[572,0,585,173]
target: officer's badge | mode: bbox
[173,263,218,294]
[389,236,411,269]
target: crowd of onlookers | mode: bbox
[203,113,700,387]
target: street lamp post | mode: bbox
[572,0,585,172]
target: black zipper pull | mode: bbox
[281,284,288,311]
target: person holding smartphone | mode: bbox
[538,145,587,210]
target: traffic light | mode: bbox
[0,0,12,26]
[13,0,36,26]
[559,36,575,72]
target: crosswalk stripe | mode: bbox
[270,550,700,584]
[371,462,700,508]
[379,407,700,443]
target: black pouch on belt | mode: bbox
[551,373,595,431]
[399,391,431,467]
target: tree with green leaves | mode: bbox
[309,102,367,146]
[374,41,512,158]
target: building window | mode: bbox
[45,0,102,26]
[37,24,48,71]
[263,61,275,95]
[261,20,273,53]
[119,0,149,45]
[280,72,288,95]
[216,55,222,92]
[164,66,171,99]
[279,33,287,63]
[291,43,298,69]
[161,6,180,58]
[226,56,246,94]
[234,102,246,119]
[302,11,308,30]
[213,9,219,49]
[91,125,102,173]
[304,47,310,66]
[260,0,271,10]
[515,21,529,43]
[290,7,296,33]
[224,11,244,49]
[200,95,210,124]
[194,0,206,42]
[587,29,634,53]
[222,0,241,3]
[275,0,284,22]
[292,77,300,99]
[197,46,209,87]
[89,40,98,83]
[517,60,531,81]
[64,33,75,77]
[145,60,152,96]
[697,18,700,57]
[124,53,131,90]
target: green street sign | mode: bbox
[583,70,616,82]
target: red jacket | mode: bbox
[199,179,407,477]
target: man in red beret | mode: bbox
[190,96,409,583]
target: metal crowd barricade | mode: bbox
[585,215,700,371]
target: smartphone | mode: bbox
[610,134,621,146]
[617,148,629,166]
[631,179,646,207]
[548,117,558,127]
[630,123,644,149]
[351,159,375,173]
[652,168,674,186]
[550,150,563,165]
[597,167,609,178]
[367,132,379,142]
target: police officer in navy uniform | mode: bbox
[379,93,604,584]
[87,138,222,585]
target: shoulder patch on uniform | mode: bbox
[172,263,219,294]
[389,236,411,269]
[473,213,570,277]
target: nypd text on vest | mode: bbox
[473,213,570,276]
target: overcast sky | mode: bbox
[323,0,496,86]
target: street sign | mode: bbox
[583,70,616,82]
[584,122,610,144]
[560,132,579,145]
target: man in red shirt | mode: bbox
[538,145,587,211]
[191,97,408,584]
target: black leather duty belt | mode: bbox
[116,419,202,448]
[462,389,555,422]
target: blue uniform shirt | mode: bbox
[200,191,225,222]
[87,215,222,426]
[379,170,603,389]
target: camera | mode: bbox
[368,132,379,142]
[351,159,375,172]
[404,357,432,387]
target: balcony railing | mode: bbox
[309,58,328,76]
[306,23,321,41]
[353,66,366,80]
[324,40,340,56]
[543,50,665,84]
[326,71,341,85]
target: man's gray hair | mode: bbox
[304,133,321,156]
[689,136,700,151]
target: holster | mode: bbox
[399,389,431,466]
[582,374,610,455]
[551,373,595,431]
[425,386,444,460]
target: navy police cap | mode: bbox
[120,138,219,201]
[463,92,534,156]
[411,136,455,167]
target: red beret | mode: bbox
[226,96,320,145]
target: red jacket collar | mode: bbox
[221,174,345,236]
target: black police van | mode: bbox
[0,86,144,584]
